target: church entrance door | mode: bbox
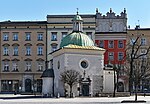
[82,84,89,96]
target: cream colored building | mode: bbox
[127,26,150,47]
[0,21,47,93]
[127,26,150,59]
[127,27,150,92]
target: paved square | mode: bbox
[0,95,149,104]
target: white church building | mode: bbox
[41,12,115,97]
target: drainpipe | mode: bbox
[0,24,1,92]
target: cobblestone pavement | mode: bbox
[0,95,149,104]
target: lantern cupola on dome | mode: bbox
[60,10,94,48]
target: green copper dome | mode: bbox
[60,32,94,48]
[60,12,94,48]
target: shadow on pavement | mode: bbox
[0,95,50,100]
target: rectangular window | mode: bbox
[86,32,92,39]
[62,32,67,39]
[51,45,57,52]
[12,62,18,71]
[37,46,43,55]
[118,52,124,60]
[3,33,9,41]
[118,40,123,48]
[3,46,9,55]
[51,32,57,41]
[37,61,44,71]
[26,61,31,71]
[108,40,114,48]
[37,33,43,41]
[141,49,147,58]
[141,38,146,45]
[13,46,18,56]
[3,61,9,71]
[13,33,18,41]
[130,38,136,45]
[99,40,104,48]
[26,46,31,55]
[108,52,114,60]
[26,33,31,41]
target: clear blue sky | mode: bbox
[0,0,149,29]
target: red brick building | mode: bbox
[95,33,126,65]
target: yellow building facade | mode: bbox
[0,21,47,93]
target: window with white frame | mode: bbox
[141,38,146,45]
[37,61,44,71]
[13,46,18,56]
[13,33,18,41]
[37,33,43,41]
[86,32,92,39]
[3,46,9,55]
[3,33,9,41]
[51,32,57,41]
[118,40,123,48]
[12,62,18,71]
[37,46,43,55]
[62,32,67,39]
[26,61,31,71]
[118,52,124,60]
[26,46,31,55]
[99,40,104,48]
[108,52,114,60]
[3,61,9,71]
[108,40,114,48]
[26,33,31,41]
[130,38,136,45]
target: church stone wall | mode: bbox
[52,52,105,96]
[103,69,114,93]
[65,53,104,96]
[42,78,53,95]
[65,53,103,75]
[92,75,103,95]
[53,54,66,96]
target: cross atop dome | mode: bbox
[77,8,79,15]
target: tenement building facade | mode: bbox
[127,26,150,92]
[95,8,128,92]
[0,8,132,94]
[0,21,47,93]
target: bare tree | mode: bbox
[125,31,150,101]
[60,69,80,97]
[133,58,150,100]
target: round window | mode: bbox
[81,61,88,69]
